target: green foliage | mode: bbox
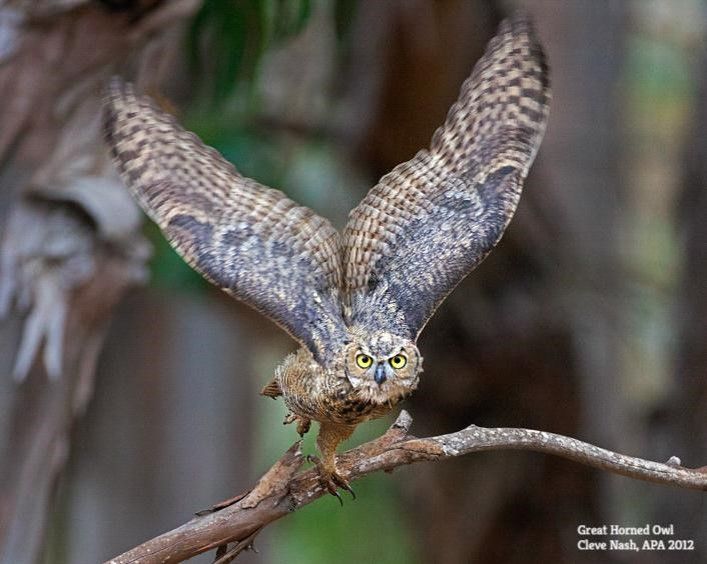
[272,0,313,39]
[333,0,357,49]
[187,0,313,107]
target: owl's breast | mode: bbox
[321,382,393,425]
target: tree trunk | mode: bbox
[0,3,201,562]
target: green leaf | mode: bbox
[187,0,317,109]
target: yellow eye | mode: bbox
[356,353,373,369]
[389,354,407,369]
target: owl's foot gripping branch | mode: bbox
[306,420,358,504]
[306,454,356,504]
[106,411,707,564]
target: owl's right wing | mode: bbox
[342,15,550,339]
[103,80,347,364]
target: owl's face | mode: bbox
[343,330,421,404]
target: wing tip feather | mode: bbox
[101,76,137,153]
[430,10,550,160]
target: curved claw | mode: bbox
[331,472,356,500]
[307,455,356,503]
[284,413,311,437]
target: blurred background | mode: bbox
[0,0,705,563]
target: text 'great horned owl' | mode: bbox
[103,14,550,497]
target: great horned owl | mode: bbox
[103,15,550,497]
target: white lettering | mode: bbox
[652,524,674,535]
[610,524,649,535]
[577,525,607,535]
[610,540,639,551]
[642,540,666,550]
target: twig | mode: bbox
[212,526,262,564]
[106,410,707,564]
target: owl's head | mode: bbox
[343,330,421,403]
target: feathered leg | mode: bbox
[311,422,356,502]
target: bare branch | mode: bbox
[106,410,707,564]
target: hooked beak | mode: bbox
[374,362,387,385]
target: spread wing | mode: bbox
[103,80,347,363]
[342,15,550,339]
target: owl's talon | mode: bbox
[334,475,356,500]
[284,414,311,436]
[307,455,355,503]
[296,417,311,437]
[330,487,344,506]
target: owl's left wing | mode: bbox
[342,15,550,339]
[103,80,348,364]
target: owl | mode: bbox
[103,15,550,498]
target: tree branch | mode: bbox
[106,410,707,564]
